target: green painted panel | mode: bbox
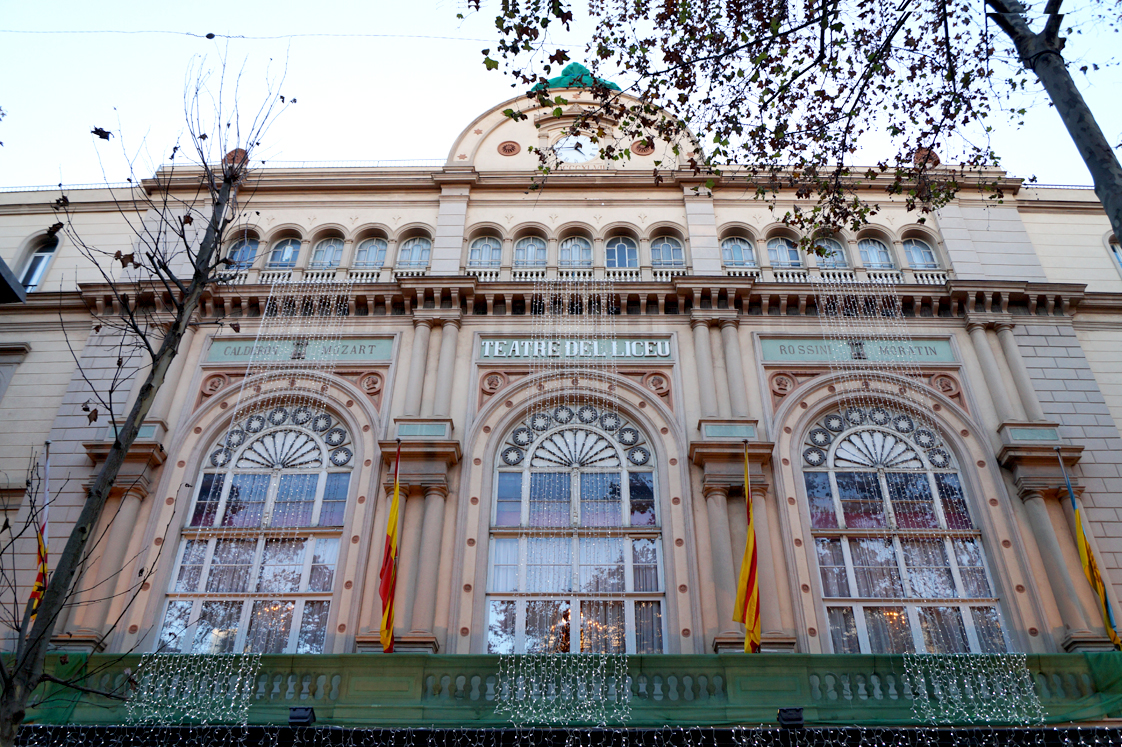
[760,337,955,363]
[399,423,447,437]
[1009,427,1060,441]
[207,338,393,363]
[480,337,673,361]
[703,424,757,439]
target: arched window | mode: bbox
[515,236,547,267]
[559,237,592,268]
[721,237,756,267]
[767,237,801,267]
[310,238,344,269]
[815,238,847,268]
[157,406,355,655]
[21,236,60,292]
[354,238,387,268]
[903,238,939,270]
[651,236,684,266]
[469,236,503,267]
[227,238,258,270]
[605,236,638,268]
[486,403,663,654]
[858,238,895,269]
[801,405,1006,654]
[268,238,301,269]
[397,237,432,268]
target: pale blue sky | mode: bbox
[0,1,1118,189]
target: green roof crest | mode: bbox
[533,63,620,92]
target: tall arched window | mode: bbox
[903,238,939,270]
[268,238,301,269]
[515,236,547,267]
[605,236,638,268]
[469,236,503,267]
[814,238,848,268]
[354,238,388,268]
[486,403,663,654]
[858,238,895,269]
[20,236,59,292]
[227,238,259,269]
[721,236,756,267]
[767,237,801,267]
[650,236,684,266]
[310,238,344,268]
[801,405,1007,654]
[397,237,432,268]
[158,406,355,655]
[559,236,592,267]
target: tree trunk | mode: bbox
[0,176,235,747]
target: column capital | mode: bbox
[439,315,463,330]
[718,317,740,330]
[422,484,449,500]
[994,321,1017,333]
[703,483,729,501]
[413,317,435,330]
[965,320,989,333]
[1019,487,1046,503]
[690,317,713,330]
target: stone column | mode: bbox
[403,319,433,417]
[966,322,1016,423]
[395,489,426,633]
[410,485,448,640]
[704,485,737,634]
[1020,489,1093,635]
[83,490,145,633]
[432,319,461,418]
[750,486,784,637]
[691,320,719,418]
[719,320,750,418]
[995,323,1047,422]
[149,323,198,427]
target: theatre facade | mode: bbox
[3,79,1122,729]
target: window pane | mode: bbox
[158,601,194,653]
[526,600,571,653]
[885,473,939,529]
[804,472,837,528]
[257,539,307,593]
[296,601,330,654]
[902,539,956,598]
[355,238,387,267]
[174,539,208,592]
[580,600,625,653]
[828,607,860,654]
[579,538,624,593]
[629,472,656,526]
[863,606,915,653]
[319,472,349,527]
[971,606,1007,653]
[919,606,969,653]
[632,538,660,592]
[190,474,225,527]
[244,600,295,654]
[491,538,520,592]
[581,473,621,527]
[849,538,904,598]
[953,539,992,597]
[495,472,522,526]
[935,474,973,529]
[192,601,242,654]
[816,538,850,597]
[487,600,516,653]
[272,473,318,527]
[836,473,886,528]
[222,473,269,528]
[206,539,256,593]
[309,538,340,592]
[635,601,663,653]
[529,473,570,527]
[527,538,571,592]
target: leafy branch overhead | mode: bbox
[482,0,1122,247]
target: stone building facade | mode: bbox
[2,86,1122,674]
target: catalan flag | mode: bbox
[379,440,403,652]
[733,441,761,653]
[28,441,51,625]
[1058,448,1121,647]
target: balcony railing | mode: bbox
[773,268,810,283]
[605,267,641,281]
[31,653,1122,729]
[913,270,949,285]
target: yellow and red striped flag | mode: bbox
[378,440,403,653]
[28,441,51,625]
[733,441,761,653]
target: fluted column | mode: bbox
[705,485,737,634]
[750,486,783,637]
[691,320,719,418]
[995,323,1047,422]
[1021,489,1093,635]
[719,320,750,418]
[83,490,145,633]
[410,485,448,639]
[967,322,1016,423]
[432,319,461,418]
[403,320,433,417]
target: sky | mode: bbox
[0,1,1119,190]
